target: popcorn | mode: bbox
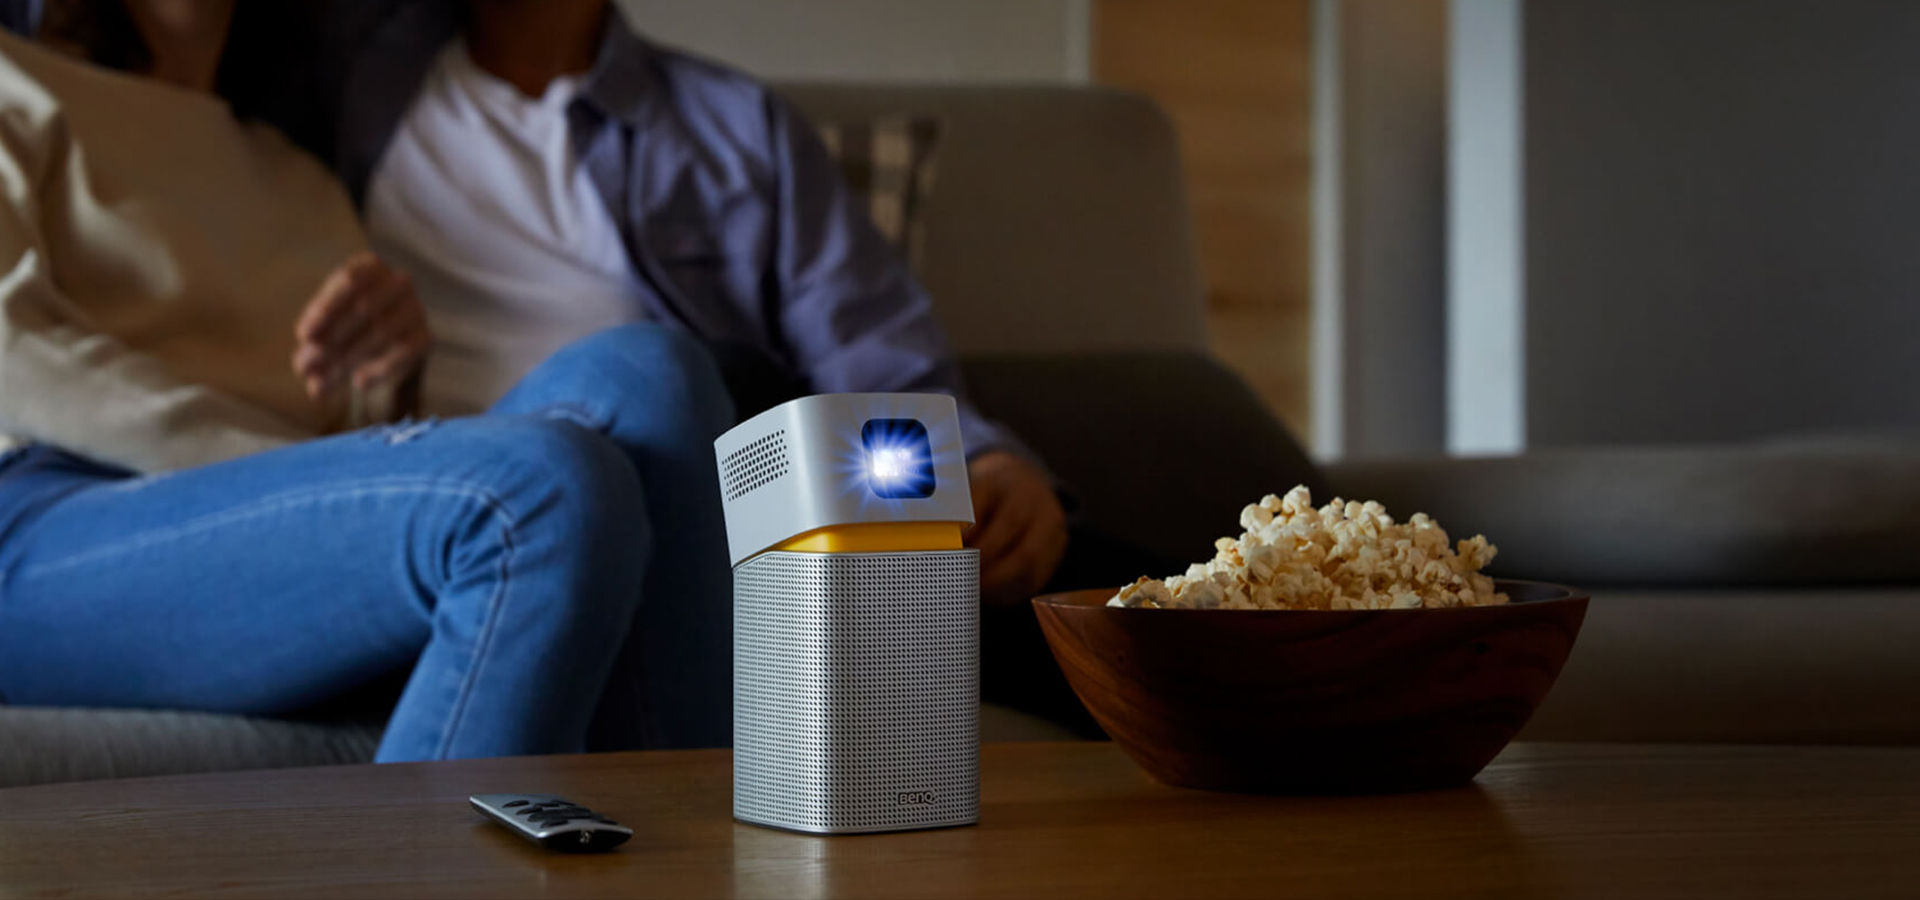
[1108,486,1508,611]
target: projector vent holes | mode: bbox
[734,550,980,833]
[722,429,790,501]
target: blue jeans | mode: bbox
[0,324,735,761]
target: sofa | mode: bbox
[5,84,1916,789]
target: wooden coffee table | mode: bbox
[1,741,1913,898]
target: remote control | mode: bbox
[469,793,633,852]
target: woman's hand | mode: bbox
[291,253,429,418]
[966,451,1070,607]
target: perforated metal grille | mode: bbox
[721,430,790,501]
[734,550,980,834]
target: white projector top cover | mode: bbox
[713,393,977,567]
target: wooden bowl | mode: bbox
[1032,580,1588,794]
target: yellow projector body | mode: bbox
[773,522,964,554]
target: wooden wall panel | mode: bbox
[1094,0,1313,439]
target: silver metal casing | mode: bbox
[734,550,980,834]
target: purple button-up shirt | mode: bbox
[314,1,1020,459]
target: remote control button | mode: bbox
[503,800,528,808]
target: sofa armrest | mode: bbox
[1324,443,1920,586]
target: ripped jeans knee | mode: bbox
[366,418,441,446]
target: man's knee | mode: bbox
[546,325,735,427]
[552,324,727,393]
[438,417,646,537]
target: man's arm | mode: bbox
[763,94,1067,603]
[763,94,1023,461]
[0,127,304,473]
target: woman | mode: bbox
[0,0,735,759]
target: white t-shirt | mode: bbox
[367,40,641,416]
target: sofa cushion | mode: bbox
[1522,585,1920,744]
[0,707,380,789]
[816,116,940,265]
[784,85,1209,357]
[1325,440,1920,585]
[962,351,1329,572]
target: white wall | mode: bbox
[618,0,1091,83]
[1446,0,1524,455]
[1311,0,1449,460]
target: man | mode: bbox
[277,0,1074,609]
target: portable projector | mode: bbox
[715,392,980,834]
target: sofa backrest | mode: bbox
[782,84,1209,356]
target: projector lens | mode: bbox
[861,419,935,498]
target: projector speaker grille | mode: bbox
[734,550,980,834]
[720,429,790,501]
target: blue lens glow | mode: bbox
[861,418,935,499]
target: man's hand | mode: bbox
[966,451,1069,607]
[291,253,429,416]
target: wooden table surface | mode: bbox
[1,741,1915,899]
